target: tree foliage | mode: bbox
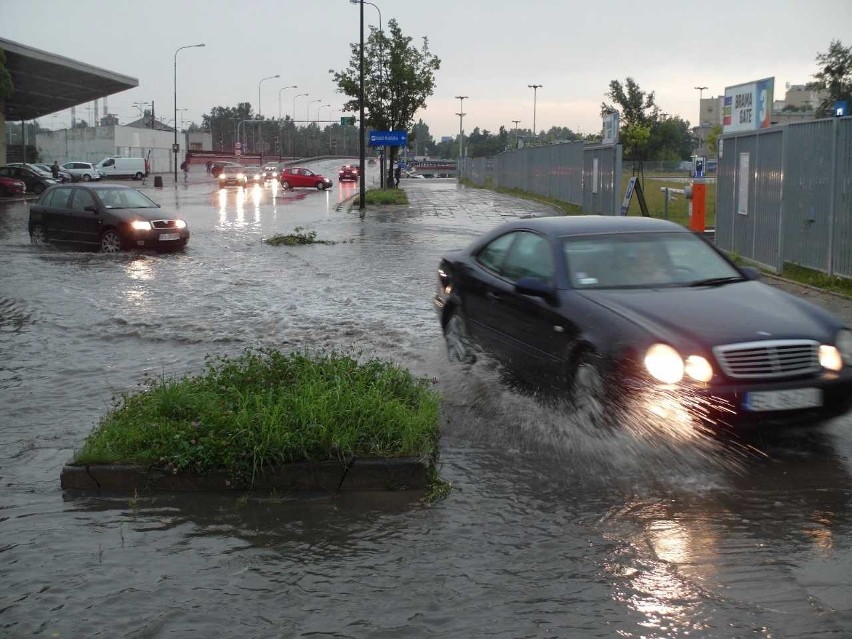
[330,18,440,164]
[809,39,852,118]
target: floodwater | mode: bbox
[2,162,851,638]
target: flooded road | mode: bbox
[2,162,852,637]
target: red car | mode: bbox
[338,164,359,182]
[0,175,26,197]
[279,167,333,191]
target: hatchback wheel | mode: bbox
[100,229,122,253]
[281,180,291,189]
[571,353,608,429]
[82,174,92,182]
[316,182,327,190]
[30,224,46,245]
[444,311,475,364]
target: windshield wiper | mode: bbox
[689,276,746,287]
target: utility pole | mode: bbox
[528,84,542,142]
[512,120,521,149]
[455,95,468,165]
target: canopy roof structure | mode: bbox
[0,37,138,121]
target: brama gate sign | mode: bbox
[723,77,774,133]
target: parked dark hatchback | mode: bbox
[0,165,59,195]
[434,216,852,431]
[28,184,189,253]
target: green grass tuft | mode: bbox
[782,262,852,298]
[361,188,409,206]
[74,349,442,486]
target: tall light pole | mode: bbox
[528,84,542,141]
[455,95,468,163]
[694,86,709,152]
[318,104,332,123]
[291,93,308,158]
[512,119,521,149]
[257,74,279,162]
[278,85,297,120]
[307,99,321,124]
[351,0,384,187]
[174,43,205,183]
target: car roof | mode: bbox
[497,215,689,237]
[53,183,136,191]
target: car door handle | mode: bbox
[486,291,502,302]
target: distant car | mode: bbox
[0,165,59,195]
[211,161,239,178]
[338,164,359,182]
[368,158,377,166]
[32,163,73,183]
[61,161,101,182]
[243,165,265,186]
[434,216,852,431]
[28,184,189,253]
[262,163,280,181]
[279,167,332,190]
[217,165,247,187]
[0,175,26,197]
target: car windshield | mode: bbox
[98,188,158,209]
[245,166,262,172]
[562,231,743,289]
[222,166,244,174]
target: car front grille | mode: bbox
[712,339,821,379]
[151,220,178,229]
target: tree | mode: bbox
[409,119,435,156]
[647,116,695,161]
[330,18,441,171]
[202,103,254,152]
[809,39,852,118]
[706,124,723,157]
[601,77,660,159]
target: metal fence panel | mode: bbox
[582,144,621,215]
[752,130,784,270]
[831,118,852,278]
[782,120,835,272]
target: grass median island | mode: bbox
[73,349,442,487]
[361,188,409,206]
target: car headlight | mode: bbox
[819,345,843,372]
[684,355,713,382]
[218,174,225,180]
[644,344,684,384]
[130,220,152,231]
[174,220,187,229]
[237,173,245,180]
[836,329,852,366]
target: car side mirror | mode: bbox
[515,276,555,299]
[84,205,99,214]
[741,266,760,281]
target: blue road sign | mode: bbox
[369,131,408,147]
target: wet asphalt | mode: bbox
[1,161,851,638]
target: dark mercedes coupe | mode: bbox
[433,216,852,430]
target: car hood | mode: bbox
[578,281,842,350]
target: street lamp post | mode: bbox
[257,74,280,163]
[290,93,308,157]
[351,0,383,188]
[278,85,297,120]
[512,119,521,149]
[174,43,205,183]
[694,86,708,151]
[528,84,542,142]
[455,96,468,164]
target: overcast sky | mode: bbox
[2,0,849,139]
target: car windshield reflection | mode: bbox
[563,232,743,289]
[99,188,158,209]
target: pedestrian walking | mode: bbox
[180,160,189,183]
[394,163,401,188]
[51,160,60,179]
[205,160,212,176]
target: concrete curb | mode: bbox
[60,457,431,493]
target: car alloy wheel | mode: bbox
[134,172,144,180]
[444,312,475,364]
[571,354,607,429]
[82,174,92,182]
[100,230,122,253]
[281,180,291,189]
[30,224,46,245]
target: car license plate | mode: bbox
[744,388,823,412]
[159,233,180,241]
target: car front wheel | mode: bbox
[30,224,46,245]
[571,352,608,430]
[281,180,291,189]
[316,182,327,190]
[82,174,92,182]
[100,229,122,253]
[134,172,144,180]
[444,311,475,364]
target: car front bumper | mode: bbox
[124,228,190,249]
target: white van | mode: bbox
[95,157,148,180]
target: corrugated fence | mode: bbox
[462,142,622,215]
[716,116,851,278]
